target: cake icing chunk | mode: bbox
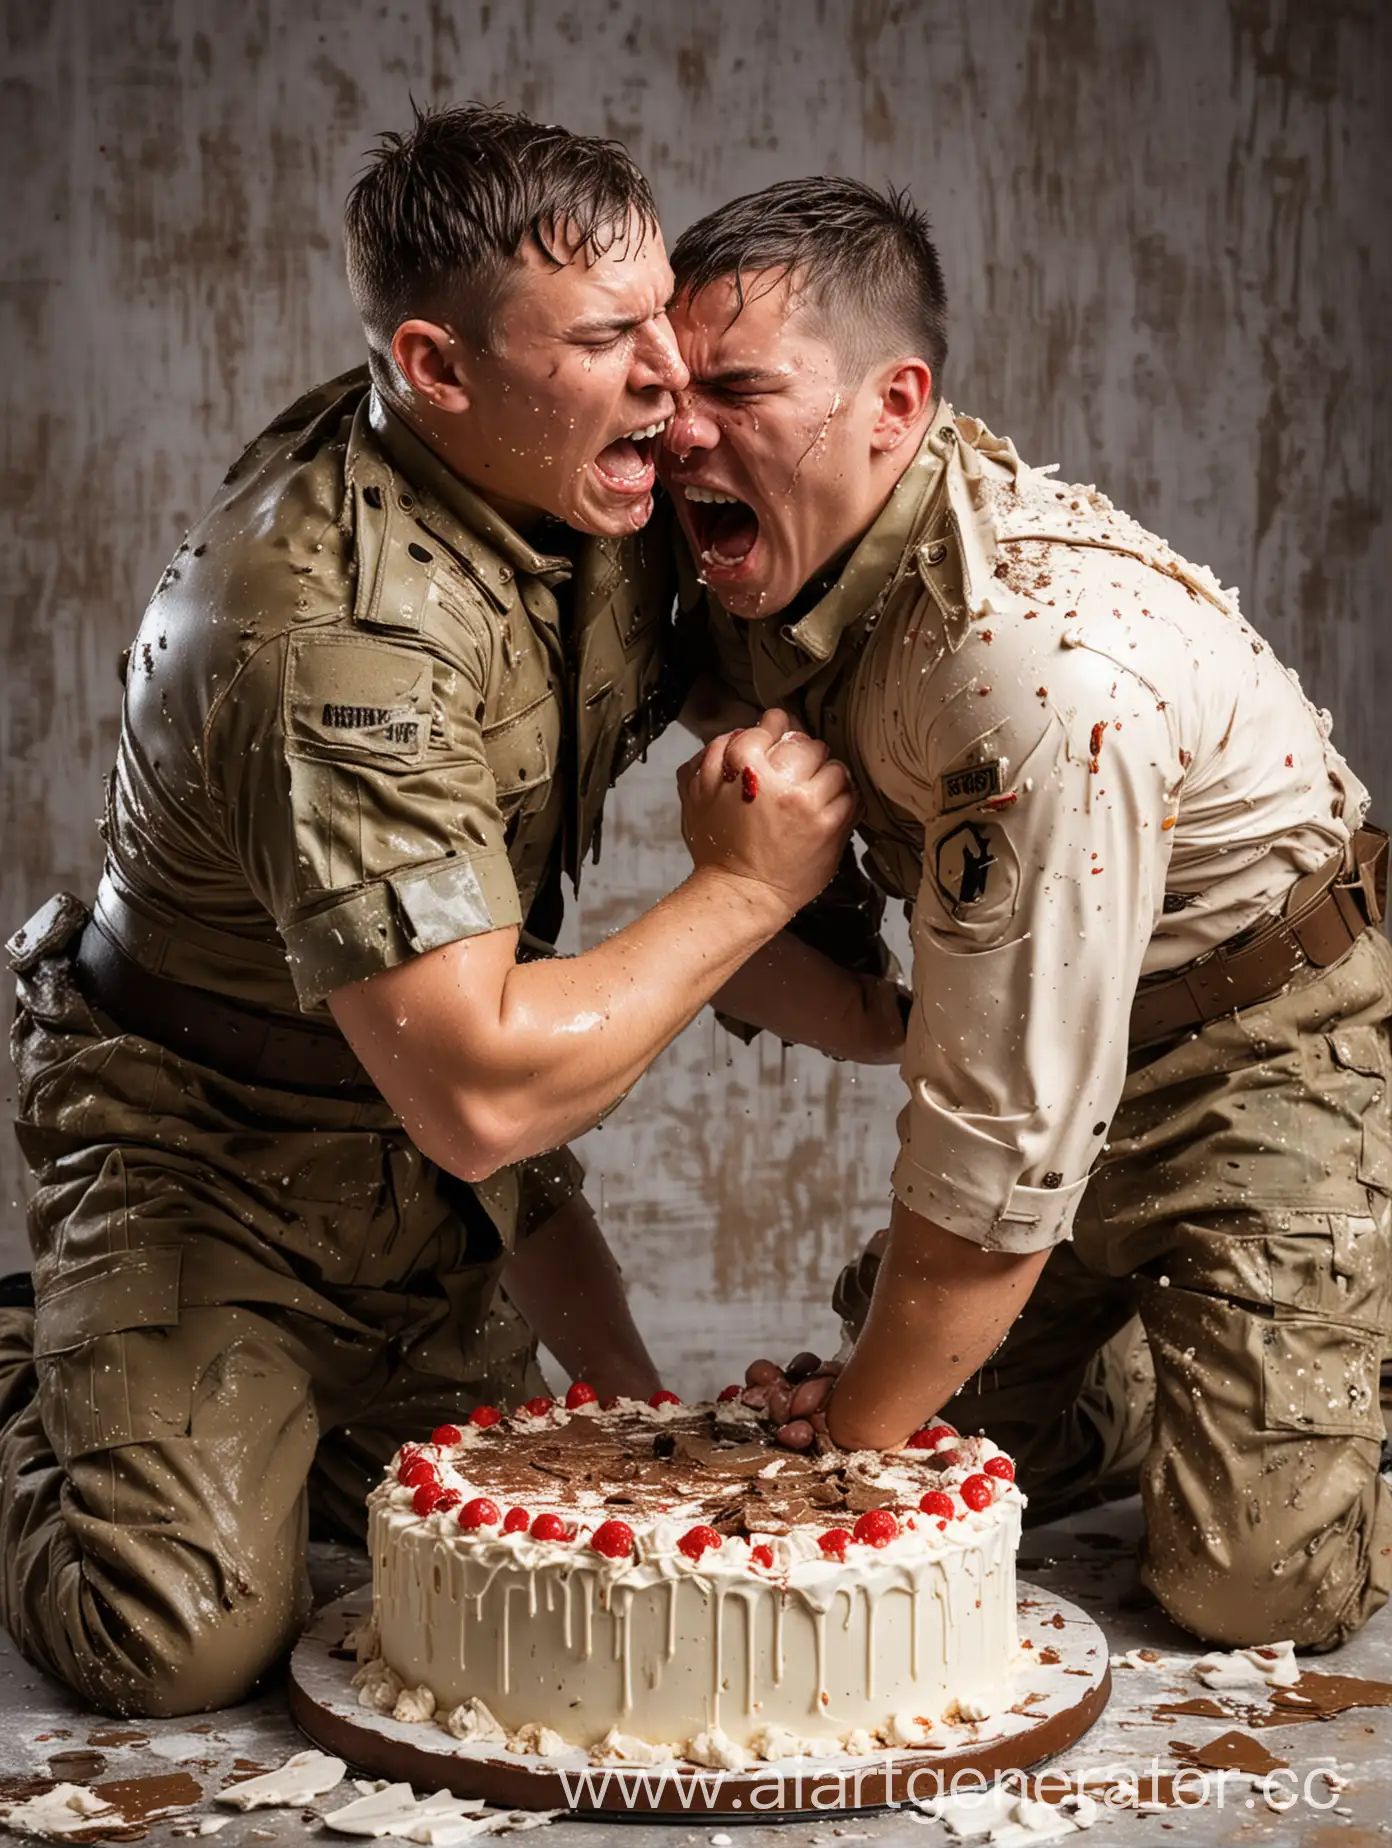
[366,1394,1023,1757]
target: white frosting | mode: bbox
[215,1749,346,1809]
[1194,1639,1300,1689]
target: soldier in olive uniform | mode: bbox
[662,178,1392,1651]
[0,113,890,1716]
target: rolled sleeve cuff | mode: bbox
[283,848,523,1009]
[889,1095,1089,1253]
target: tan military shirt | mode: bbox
[94,368,681,1233]
[701,411,1369,1253]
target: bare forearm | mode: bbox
[500,1195,660,1402]
[713,932,905,1064]
[827,1199,1050,1450]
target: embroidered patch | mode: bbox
[934,822,999,909]
[939,759,1002,812]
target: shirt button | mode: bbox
[923,540,949,566]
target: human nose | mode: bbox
[631,314,689,395]
[664,389,720,458]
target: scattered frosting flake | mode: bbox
[322,1782,485,1839]
[1194,1639,1300,1689]
[747,1724,842,1762]
[840,1728,878,1757]
[354,1657,405,1713]
[919,1783,1096,1841]
[589,1728,676,1766]
[1109,1647,1170,1671]
[1,1783,119,1837]
[393,1684,438,1724]
[216,1748,347,1809]
[942,1693,993,1724]
[344,1616,381,1663]
[197,1822,232,1838]
[440,1698,507,1745]
[507,1723,568,1758]
[686,1728,751,1773]
[889,1710,936,1747]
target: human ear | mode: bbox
[870,357,934,453]
[390,319,472,414]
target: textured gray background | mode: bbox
[3,0,1390,1394]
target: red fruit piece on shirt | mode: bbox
[468,1405,502,1428]
[590,1520,635,1559]
[818,1529,853,1560]
[459,1496,501,1530]
[919,1490,955,1520]
[649,1390,682,1408]
[677,1525,722,1561]
[853,1509,899,1548]
[959,1474,993,1512]
[412,1480,444,1516]
[565,1382,599,1410]
[530,1513,570,1543]
[431,1424,463,1447]
[502,1506,530,1534]
[521,1397,554,1418]
[983,1455,1015,1482]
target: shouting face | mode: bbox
[662,271,922,618]
[411,214,688,536]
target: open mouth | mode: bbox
[682,485,761,573]
[593,419,669,494]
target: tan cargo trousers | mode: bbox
[0,908,544,1717]
[838,929,1392,1651]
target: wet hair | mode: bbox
[670,176,948,385]
[344,102,658,384]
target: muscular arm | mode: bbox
[329,718,854,1182]
[713,933,906,1065]
[825,1198,1050,1451]
[500,1194,661,1403]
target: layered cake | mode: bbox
[357,1386,1024,1767]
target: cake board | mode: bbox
[288,1583,1110,1823]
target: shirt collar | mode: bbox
[368,390,575,588]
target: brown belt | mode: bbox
[73,922,374,1094]
[1129,823,1388,1050]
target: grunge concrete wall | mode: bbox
[3,0,1390,1392]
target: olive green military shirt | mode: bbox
[96,369,681,1016]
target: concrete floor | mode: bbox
[2,1498,1390,1846]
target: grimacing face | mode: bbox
[456,217,688,536]
[661,272,902,617]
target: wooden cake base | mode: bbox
[289,1583,1110,1822]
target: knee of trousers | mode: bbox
[1140,1461,1392,1652]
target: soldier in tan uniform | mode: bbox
[0,114,890,1716]
[662,178,1392,1650]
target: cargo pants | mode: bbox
[0,905,549,1717]
[837,928,1392,1651]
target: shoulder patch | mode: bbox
[940,759,1002,812]
[285,636,432,765]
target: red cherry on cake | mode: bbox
[907,1424,957,1451]
[818,1529,852,1560]
[520,1396,554,1418]
[590,1520,635,1559]
[959,1474,993,1512]
[919,1490,955,1520]
[649,1390,681,1408]
[853,1509,899,1548]
[436,1488,463,1513]
[750,1544,775,1569]
[717,1384,742,1402]
[983,1455,1015,1482]
[431,1424,463,1447]
[459,1496,501,1530]
[677,1525,722,1561]
[565,1382,599,1410]
[530,1513,570,1543]
[469,1405,502,1428]
[502,1506,530,1534]
[399,1458,437,1490]
[412,1480,445,1516]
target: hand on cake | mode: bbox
[728,1350,841,1450]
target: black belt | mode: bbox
[74,923,374,1095]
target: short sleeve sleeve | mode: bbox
[890,608,1179,1251]
[215,622,522,1010]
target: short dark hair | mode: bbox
[671,177,948,385]
[344,103,658,379]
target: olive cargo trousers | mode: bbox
[0,906,543,1716]
[838,928,1392,1651]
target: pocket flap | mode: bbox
[1328,1025,1390,1077]
[34,1246,182,1356]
